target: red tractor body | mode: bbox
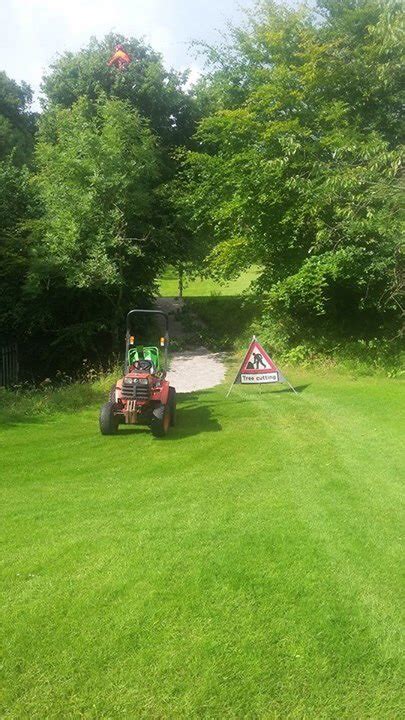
[99,309,176,437]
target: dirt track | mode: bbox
[155,297,227,393]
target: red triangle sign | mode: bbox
[240,339,278,375]
[236,338,282,384]
[227,336,297,395]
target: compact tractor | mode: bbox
[99,309,176,437]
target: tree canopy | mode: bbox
[0,37,197,376]
[0,72,36,165]
[0,73,36,350]
[34,97,158,291]
[41,33,197,151]
[19,96,163,373]
[173,0,404,349]
[0,2,403,379]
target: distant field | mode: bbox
[1,370,404,718]
[158,266,260,297]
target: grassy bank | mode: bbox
[158,266,259,298]
[1,370,404,718]
[181,295,260,351]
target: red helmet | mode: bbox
[115,44,124,51]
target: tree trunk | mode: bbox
[178,264,184,299]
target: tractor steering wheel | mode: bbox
[131,359,153,372]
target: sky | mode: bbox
[0,0,254,109]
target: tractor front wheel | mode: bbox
[151,402,171,438]
[99,401,119,435]
[169,387,176,427]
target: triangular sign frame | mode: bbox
[227,336,297,396]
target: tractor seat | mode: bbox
[130,359,155,373]
[128,346,160,374]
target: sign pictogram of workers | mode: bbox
[227,335,297,395]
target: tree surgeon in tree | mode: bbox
[107,45,132,70]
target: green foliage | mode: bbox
[0,159,31,232]
[14,96,163,374]
[182,296,259,350]
[41,33,197,150]
[0,35,200,378]
[317,0,404,144]
[0,71,36,165]
[33,97,158,290]
[1,7,403,377]
[40,34,201,288]
[0,379,105,424]
[0,74,37,344]
[178,268,403,374]
[0,160,32,340]
[174,0,404,344]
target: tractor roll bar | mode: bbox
[125,309,170,372]
[126,309,169,333]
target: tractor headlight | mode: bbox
[138,378,149,386]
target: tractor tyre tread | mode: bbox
[99,401,119,435]
[169,387,176,426]
[151,403,170,438]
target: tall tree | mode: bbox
[0,74,36,351]
[0,160,32,344]
[24,96,161,371]
[39,34,201,341]
[173,0,404,348]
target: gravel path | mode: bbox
[166,348,227,393]
[155,297,227,393]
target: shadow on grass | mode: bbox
[169,395,222,439]
[266,383,310,394]
[111,393,222,440]
[230,384,310,398]
[0,388,223,441]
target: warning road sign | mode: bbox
[239,339,280,380]
[227,336,297,396]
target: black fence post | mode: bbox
[0,343,18,388]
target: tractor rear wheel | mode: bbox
[99,401,119,435]
[151,402,171,438]
[169,387,176,426]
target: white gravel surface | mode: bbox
[167,348,227,393]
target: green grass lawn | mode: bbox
[158,266,259,297]
[1,371,404,718]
